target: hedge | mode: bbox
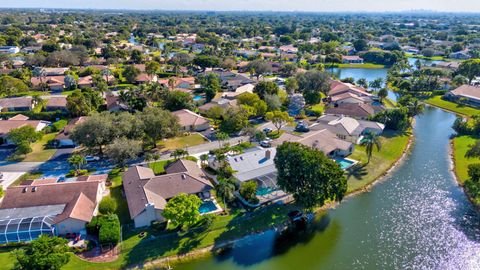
[98,197,117,214]
[0,110,67,121]
[98,214,121,245]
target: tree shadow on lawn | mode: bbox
[211,204,335,267]
[346,163,368,181]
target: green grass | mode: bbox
[22,133,58,162]
[424,96,480,118]
[383,98,397,109]
[346,130,411,192]
[452,135,480,183]
[158,133,208,151]
[148,160,173,175]
[106,168,131,224]
[0,249,16,269]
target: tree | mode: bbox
[7,125,42,145]
[199,73,221,102]
[216,177,236,212]
[353,39,368,51]
[164,90,193,111]
[130,49,143,63]
[370,107,409,131]
[468,163,480,182]
[122,65,141,84]
[12,235,69,270]
[0,75,29,97]
[162,193,202,229]
[140,107,180,147]
[356,78,369,89]
[171,148,189,160]
[239,180,258,203]
[215,132,230,148]
[361,132,382,164]
[99,197,118,214]
[105,137,142,166]
[247,60,272,79]
[200,154,209,167]
[64,75,77,90]
[70,112,115,154]
[237,92,268,117]
[369,78,384,91]
[295,71,330,105]
[466,140,480,158]
[265,110,293,134]
[193,55,220,71]
[458,59,480,84]
[145,61,161,76]
[274,142,347,209]
[285,77,299,94]
[66,90,100,117]
[253,81,279,99]
[67,154,86,174]
[219,107,249,135]
[377,88,388,102]
[264,94,282,111]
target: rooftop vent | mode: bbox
[181,174,186,180]
[22,187,28,193]
[32,187,37,192]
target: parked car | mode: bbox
[260,138,273,148]
[85,156,100,162]
[295,121,310,132]
[263,127,273,134]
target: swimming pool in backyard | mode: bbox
[256,187,277,196]
[199,200,221,214]
[335,158,358,170]
[193,95,204,101]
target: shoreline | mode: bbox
[129,129,416,269]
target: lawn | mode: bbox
[424,96,480,118]
[105,168,131,224]
[158,133,208,151]
[346,130,411,193]
[452,135,480,183]
[22,133,58,162]
[148,160,173,175]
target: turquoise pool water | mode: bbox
[335,158,355,170]
[256,187,276,196]
[193,95,204,101]
[199,200,218,214]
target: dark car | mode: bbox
[295,121,310,132]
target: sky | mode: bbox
[1,0,480,12]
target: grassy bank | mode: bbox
[424,96,480,118]
[452,135,480,183]
[346,130,411,193]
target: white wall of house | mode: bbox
[56,218,87,235]
[133,204,157,228]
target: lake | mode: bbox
[174,107,480,270]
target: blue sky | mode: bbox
[1,0,480,12]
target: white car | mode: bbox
[260,139,272,148]
[85,156,100,162]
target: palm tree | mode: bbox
[216,177,236,213]
[361,132,381,164]
[200,154,209,167]
[216,132,230,148]
[170,148,188,160]
[67,154,87,175]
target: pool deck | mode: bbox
[200,198,223,215]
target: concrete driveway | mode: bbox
[0,172,25,189]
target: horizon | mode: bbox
[1,0,480,13]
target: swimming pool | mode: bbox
[199,200,218,214]
[335,158,357,170]
[193,95,204,101]
[256,187,276,196]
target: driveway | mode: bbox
[0,172,25,189]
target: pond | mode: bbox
[174,107,480,269]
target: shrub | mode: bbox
[468,163,480,182]
[86,216,100,235]
[99,197,117,214]
[98,214,121,245]
[52,119,68,132]
[185,156,198,162]
[239,180,258,203]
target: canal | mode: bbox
[174,107,480,269]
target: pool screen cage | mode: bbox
[0,216,56,244]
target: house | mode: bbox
[279,45,298,54]
[328,81,374,105]
[55,117,87,148]
[316,115,385,144]
[31,76,66,91]
[123,159,214,228]
[433,61,461,71]
[198,98,237,113]
[106,93,129,112]
[0,115,50,145]
[172,109,210,132]
[44,96,68,112]
[77,75,115,88]
[449,51,471,60]
[221,83,255,99]
[0,175,107,243]
[342,55,364,64]
[0,97,34,112]
[0,46,20,54]
[158,77,196,90]
[445,85,480,107]
[205,70,255,91]
[275,129,354,158]
[325,103,383,119]
[135,73,158,84]
[41,67,69,76]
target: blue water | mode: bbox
[193,95,204,101]
[335,158,355,170]
[256,187,276,196]
[199,201,218,214]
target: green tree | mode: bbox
[193,55,220,71]
[105,137,142,166]
[239,180,258,203]
[216,177,236,212]
[145,61,161,76]
[12,235,69,270]
[295,70,330,105]
[361,132,382,164]
[265,110,293,134]
[458,59,480,84]
[356,78,369,89]
[237,92,268,117]
[377,88,388,102]
[253,81,279,99]
[67,154,86,174]
[353,39,368,51]
[70,112,115,154]
[468,163,480,182]
[164,90,193,111]
[163,193,202,230]
[7,125,42,145]
[171,148,189,160]
[247,60,272,79]
[122,65,141,84]
[200,73,221,102]
[219,107,249,135]
[215,132,230,147]
[466,140,480,158]
[369,78,384,91]
[99,197,118,214]
[0,75,29,97]
[274,142,347,209]
[140,107,180,147]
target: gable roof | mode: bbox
[329,81,372,97]
[325,103,376,118]
[172,109,209,128]
[0,97,33,109]
[450,85,480,101]
[275,129,353,155]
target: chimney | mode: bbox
[265,150,271,160]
